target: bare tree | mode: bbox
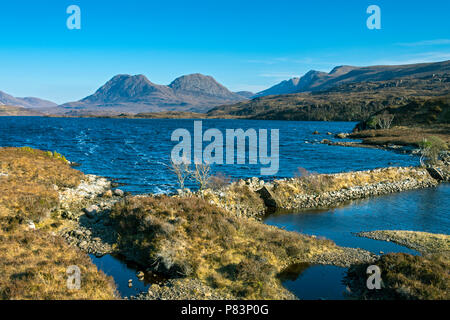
[377,112,395,129]
[167,158,191,190]
[192,162,211,191]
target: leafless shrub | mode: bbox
[192,162,211,191]
[376,112,395,129]
[167,158,191,189]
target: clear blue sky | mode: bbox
[0,0,449,103]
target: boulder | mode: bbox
[256,186,280,209]
[83,205,100,218]
[113,189,124,197]
[426,167,445,181]
[102,190,113,198]
[335,133,349,139]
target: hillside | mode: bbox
[0,91,57,109]
[255,60,450,97]
[0,105,44,116]
[208,73,450,121]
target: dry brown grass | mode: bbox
[272,167,429,202]
[0,226,117,300]
[0,147,117,300]
[0,147,82,223]
[347,253,449,300]
[110,195,336,299]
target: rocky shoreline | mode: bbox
[53,164,447,300]
[199,166,441,219]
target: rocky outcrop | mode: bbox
[129,278,237,300]
[203,167,439,218]
[270,167,437,211]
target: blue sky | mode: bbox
[0,0,449,103]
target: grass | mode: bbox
[110,195,337,299]
[346,253,449,300]
[0,147,82,223]
[202,184,266,217]
[0,147,117,300]
[358,230,450,255]
[271,167,430,203]
[0,227,117,300]
[350,125,450,147]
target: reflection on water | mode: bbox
[266,185,450,254]
[279,264,347,300]
[89,254,166,298]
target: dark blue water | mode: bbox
[266,184,450,299]
[89,254,151,297]
[0,117,418,194]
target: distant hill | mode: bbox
[0,91,57,109]
[208,72,450,121]
[355,95,450,131]
[233,91,254,99]
[58,73,247,115]
[0,105,44,116]
[255,60,450,97]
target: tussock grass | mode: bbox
[110,195,336,299]
[0,147,117,300]
[0,227,117,300]
[272,167,429,202]
[0,147,82,224]
[347,253,449,300]
[350,125,450,147]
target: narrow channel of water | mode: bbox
[265,184,450,299]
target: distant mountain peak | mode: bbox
[58,73,246,113]
[169,73,238,99]
[83,74,173,103]
[0,90,57,109]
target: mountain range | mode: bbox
[254,60,450,97]
[1,60,449,116]
[56,73,251,115]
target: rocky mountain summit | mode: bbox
[58,73,247,114]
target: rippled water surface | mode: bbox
[0,117,418,194]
